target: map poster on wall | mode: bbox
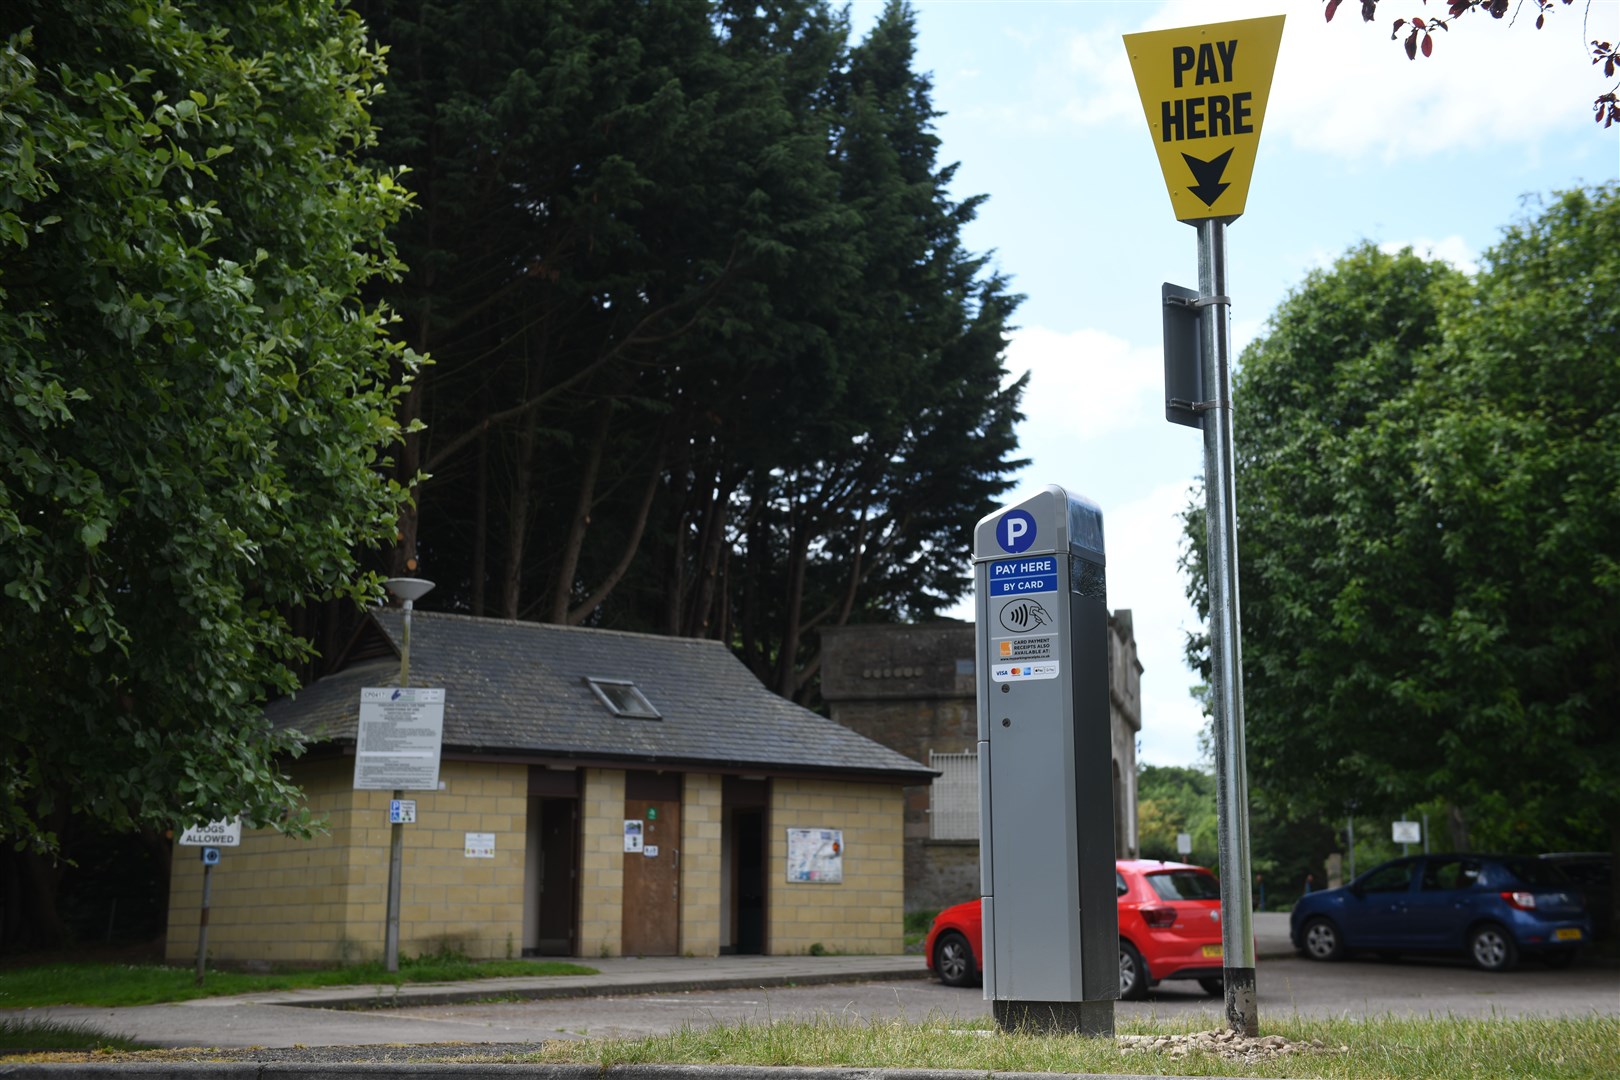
[786,828,843,883]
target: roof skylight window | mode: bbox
[585,677,661,719]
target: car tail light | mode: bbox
[1500,891,1537,911]
[1141,905,1178,928]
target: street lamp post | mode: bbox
[382,576,433,974]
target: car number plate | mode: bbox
[1202,944,1223,958]
[1554,928,1583,941]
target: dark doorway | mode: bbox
[735,808,766,955]
[725,776,768,956]
[533,798,578,955]
[526,767,581,957]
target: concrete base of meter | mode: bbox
[993,998,1115,1037]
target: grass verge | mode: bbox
[0,954,597,1008]
[0,1018,150,1053]
[510,1013,1620,1080]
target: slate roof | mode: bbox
[267,610,935,782]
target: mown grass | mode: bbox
[0,952,597,1008]
[513,1013,1620,1080]
[0,1017,149,1052]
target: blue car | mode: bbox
[1290,853,1590,972]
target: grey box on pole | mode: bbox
[973,486,1118,1036]
[1163,282,1205,428]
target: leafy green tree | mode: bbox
[1182,188,1620,899]
[0,0,416,872]
[1136,765,1218,865]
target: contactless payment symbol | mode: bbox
[997,510,1037,554]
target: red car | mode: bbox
[925,859,1227,1000]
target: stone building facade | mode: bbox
[819,616,1142,913]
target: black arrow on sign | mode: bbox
[1182,148,1233,207]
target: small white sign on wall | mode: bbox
[624,819,644,853]
[464,832,495,858]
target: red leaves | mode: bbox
[1330,2,1606,119]
[1595,92,1619,129]
[1596,39,1618,80]
[1393,17,1435,60]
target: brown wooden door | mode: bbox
[622,793,681,955]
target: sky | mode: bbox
[849,0,1619,769]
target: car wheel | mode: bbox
[1301,917,1344,961]
[1468,923,1519,972]
[1118,941,1149,1001]
[933,931,978,987]
[1197,977,1224,997]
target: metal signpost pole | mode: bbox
[1197,218,1257,1036]
[194,856,214,986]
[382,577,434,974]
[1124,14,1283,1038]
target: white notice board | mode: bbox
[353,687,445,791]
[786,828,843,883]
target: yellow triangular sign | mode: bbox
[1124,15,1285,223]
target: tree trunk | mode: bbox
[1445,804,1471,851]
[500,412,539,619]
[567,446,666,625]
[550,400,612,623]
[471,428,489,616]
[775,520,809,699]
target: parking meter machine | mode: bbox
[973,486,1118,1036]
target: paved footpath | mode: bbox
[0,913,1409,1079]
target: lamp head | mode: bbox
[383,577,435,604]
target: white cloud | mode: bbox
[1146,0,1607,161]
[1101,478,1208,768]
[958,0,1608,162]
[1379,235,1479,275]
[1006,325,1162,444]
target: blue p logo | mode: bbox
[997,510,1037,554]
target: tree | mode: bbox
[1322,0,1620,126]
[357,0,1025,702]
[1136,764,1218,865]
[1181,188,1620,898]
[0,0,416,879]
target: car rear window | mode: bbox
[1147,870,1221,901]
[1488,858,1571,887]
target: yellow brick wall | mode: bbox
[165,758,360,966]
[165,760,907,965]
[166,758,527,965]
[679,773,723,956]
[577,768,626,957]
[767,778,906,955]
